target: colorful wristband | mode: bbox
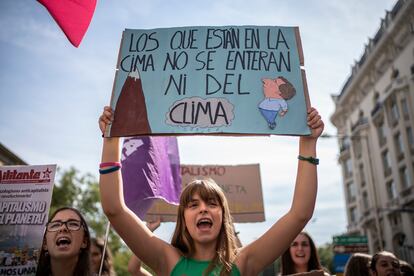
[298,155,319,165]
[100,162,121,168]
[99,166,121,175]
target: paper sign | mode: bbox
[0,165,56,276]
[145,164,264,223]
[106,26,311,137]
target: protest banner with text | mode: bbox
[106,25,310,137]
[0,165,56,276]
[145,164,264,223]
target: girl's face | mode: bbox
[289,233,311,269]
[44,209,87,260]
[183,192,223,246]
[372,254,401,276]
[90,243,102,273]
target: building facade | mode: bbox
[330,0,414,263]
[0,143,27,166]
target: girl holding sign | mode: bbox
[98,105,323,275]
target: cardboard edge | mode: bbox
[294,27,305,66]
[115,31,126,70]
[301,69,311,109]
[105,31,126,137]
[256,163,265,220]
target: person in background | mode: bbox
[36,207,91,276]
[343,252,372,276]
[369,251,401,276]
[127,219,161,276]
[399,260,414,276]
[91,237,116,276]
[280,232,330,275]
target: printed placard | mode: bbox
[106,25,310,137]
[0,165,56,276]
[146,164,264,223]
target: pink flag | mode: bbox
[37,0,97,47]
[121,137,181,219]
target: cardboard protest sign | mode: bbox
[106,25,311,137]
[0,165,56,276]
[145,164,264,223]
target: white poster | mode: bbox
[0,165,56,276]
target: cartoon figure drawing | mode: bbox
[258,76,296,129]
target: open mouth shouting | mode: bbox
[196,218,213,231]
[56,236,72,249]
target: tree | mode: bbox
[318,242,334,274]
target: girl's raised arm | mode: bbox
[98,106,180,275]
[236,107,324,275]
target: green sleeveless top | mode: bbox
[171,257,241,276]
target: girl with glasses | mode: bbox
[36,207,91,276]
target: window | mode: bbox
[407,127,413,149]
[390,98,400,125]
[382,150,392,176]
[359,164,366,186]
[353,137,362,159]
[347,182,356,202]
[389,213,401,227]
[386,180,397,200]
[401,98,410,120]
[400,167,412,190]
[340,136,351,152]
[362,191,369,210]
[377,121,387,146]
[350,207,358,223]
[394,133,404,160]
[344,158,353,178]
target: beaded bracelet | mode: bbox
[99,166,121,175]
[298,155,319,165]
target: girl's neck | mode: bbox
[50,256,78,276]
[295,264,308,273]
[192,242,217,261]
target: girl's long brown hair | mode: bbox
[91,237,116,276]
[280,232,322,275]
[171,179,238,276]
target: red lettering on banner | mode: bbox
[180,166,226,177]
[0,169,51,184]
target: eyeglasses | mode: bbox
[46,219,82,232]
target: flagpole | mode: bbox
[99,221,111,276]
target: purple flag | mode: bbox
[121,136,181,219]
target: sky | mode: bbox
[0,0,398,247]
